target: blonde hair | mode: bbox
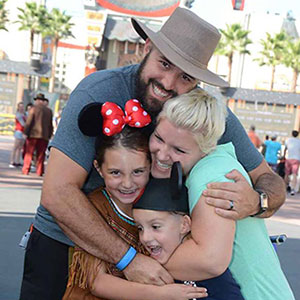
[157,88,227,155]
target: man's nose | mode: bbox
[160,74,177,92]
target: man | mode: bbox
[284,130,300,195]
[248,125,262,149]
[22,93,53,176]
[264,135,282,172]
[19,7,286,300]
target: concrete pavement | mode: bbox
[1,135,299,299]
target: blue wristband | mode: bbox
[116,246,137,271]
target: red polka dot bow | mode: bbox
[101,99,151,136]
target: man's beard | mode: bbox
[135,53,177,120]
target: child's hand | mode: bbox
[158,283,208,300]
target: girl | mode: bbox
[63,99,207,300]
[149,89,295,300]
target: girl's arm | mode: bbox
[90,272,208,300]
[165,194,235,281]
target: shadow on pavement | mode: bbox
[276,238,300,299]
[0,215,34,300]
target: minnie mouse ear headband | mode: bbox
[133,162,189,214]
[78,99,152,137]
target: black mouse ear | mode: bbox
[78,103,103,136]
[169,161,183,200]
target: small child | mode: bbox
[133,163,245,300]
[63,100,207,300]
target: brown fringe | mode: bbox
[67,248,105,290]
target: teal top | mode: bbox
[186,143,295,300]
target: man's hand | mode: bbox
[203,169,259,220]
[123,253,174,286]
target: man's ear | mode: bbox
[180,215,191,236]
[143,39,153,55]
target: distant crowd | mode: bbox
[9,93,61,177]
[248,125,300,196]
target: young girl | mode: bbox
[63,99,207,300]
[149,89,295,300]
[133,163,245,300]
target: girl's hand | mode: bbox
[158,283,208,300]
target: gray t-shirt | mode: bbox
[34,64,263,246]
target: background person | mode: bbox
[264,135,281,172]
[150,89,294,299]
[19,8,286,300]
[247,125,262,149]
[9,102,26,168]
[22,93,53,176]
[284,130,300,195]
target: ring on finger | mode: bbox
[228,200,234,211]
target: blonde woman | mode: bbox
[149,89,295,300]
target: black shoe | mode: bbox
[287,186,291,193]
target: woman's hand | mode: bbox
[158,283,208,300]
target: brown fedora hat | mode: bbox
[34,93,47,101]
[132,7,229,87]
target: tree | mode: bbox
[15,2,47,60]
[216,23,252,85]
[0,0,9,31]
[283,39,300,93]
[43,8,74,93]
[254,31,288,91]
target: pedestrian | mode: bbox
[9,102,26,168]
[284,130,300,195]
[21,103,33,161]
[133,168,244,300]
[22,93,53,176]
[264,135,281,172]
[260,134,269,156]
[247,125,262,149]
[150,89,294,299]
[62,100,207,300]
[19,7,286,300]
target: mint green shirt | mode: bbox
[186,143,295,300]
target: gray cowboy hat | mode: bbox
[131,7,229,87]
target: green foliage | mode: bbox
[43,8,74,42]
[15,2,47,34]
[283,38,300,73]
[216,23,252,57]
[0,0,9,31]
[254,31,288,67]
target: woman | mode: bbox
[9,102,26,168]
[149,89,295,300]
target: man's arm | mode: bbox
[42,147,173,284]
[203,159,286,220]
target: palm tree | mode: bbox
[0,0,9,31]
[283,39,300,93]
[254,31,288,91]
[15,2,47,60]
[216,23,252,85]
[43,8,74,93]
